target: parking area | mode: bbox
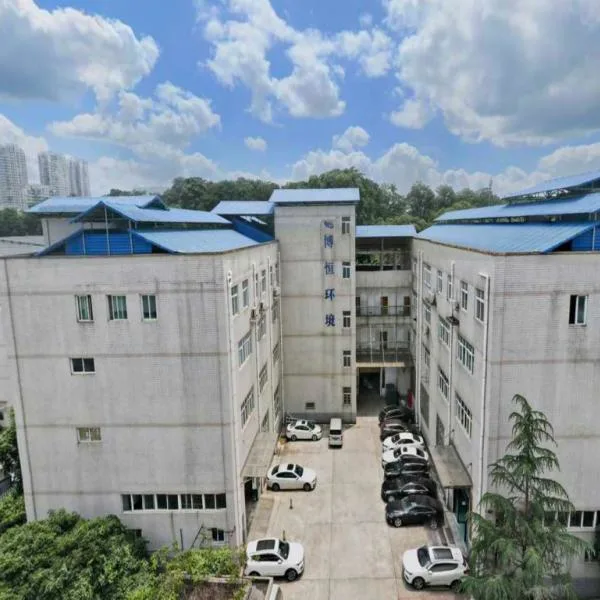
[248,417,459,600]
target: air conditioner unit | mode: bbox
[273,286,280,297]
[250,307,258,322]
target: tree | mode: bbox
[106,189,150,197]
[461,394,589,600]
[0,209,42,237]
[406,182,436,221]
[0,490,25,535]
[0,409,22,493]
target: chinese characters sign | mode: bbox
[322,220,335,327]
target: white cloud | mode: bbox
[332,126,370,152]
[385,0,600,145]
[390,98,434,129]
[0,0,159,103]
[335,29,393,78]
[537,143,600,177]
[0,114,48,181]
[359,13,373,28]
[245,136,267,151]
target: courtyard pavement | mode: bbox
[248,416,460,600]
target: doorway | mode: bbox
[453,488,470,545]
[357,367,382,416]
[436,414,445,446]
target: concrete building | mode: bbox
[68,158,90,196]
[0,144,28,210]
[25,184,52,207]
[38,151,70,196]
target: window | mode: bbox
[305,402,316,410]
[231,285,239,316]
[212,528,226,543]
[343,310,351,328]
[422,344,430,370]
[412,257,417,275]
[259,363,268,392]
[438,368,449,401]
[273,384,282,420]
[342,216,351,234]
[254,272,259,301]
[75,295,93,322]
[423,263,432,289]
[342,262,351,279]
[455,393,472,438]
[180,493,204,510]
[381,296,389,316]
[436,270,443,294]
[269,265,274,287]
[241,387,255,427]
[108,295,127,320]
[242,279,249,308]
[275,262,280,286]
[272,299,280,323]
[457,335,475,374]
[257,314,266,340]
[261,269,267,293]
[238,331,253,366]
[438,317,450,347]
[77,427,101,442]
[343,386,351,406]
[71,357,95,374]
[141,294,157,320]
[569,295,587,325]
[273,341,280,364]
[423,302,431,325]
[447,274,453,300]
[343,350,351,367]
[460,281,468,311]
[475,288,485,322]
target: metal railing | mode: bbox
[355,342,412,363]
[356,305,411,318]
[356,263,411,272]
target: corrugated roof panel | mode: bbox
[28,195,162,214]
[437,192,600,222]
[417,223,595,254]
[212,201,274,216]
[270,188,359,204]
[356,225,416,238]
[504,171,600,199]
[134,230,263,254]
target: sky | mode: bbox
[3,0,600,196]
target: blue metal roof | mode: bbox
[417,223,596,254]
[28,195,162,214]
[436,192,600,222]
[270,188,360,204]
[504,171,600,199]
[212,201,274,216]
[71,200,229,225]
[133,230,264,254]
[356,225,416,238]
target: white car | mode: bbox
[267,463,317,491]
[286,420,322,441]
[402,545,468,591]
[245,537,305,581]
[382,445,429,468]
[382,431,425,453]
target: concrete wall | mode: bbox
[275,204,356,422]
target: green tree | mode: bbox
[462,394,589,600]
[0,209,42,237]
[106,189,150,197]
[0,490,26,535]
[0,410,21,494]
[406,181,436,221]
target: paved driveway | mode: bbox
[248,417,459,600]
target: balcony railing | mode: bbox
[356,305,411,318]
[356,342,412,364]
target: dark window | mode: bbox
[305,402,315,410]
[167,495,178,510]
[569,511,583,528]
[156,494,167,510]
[583,511,595,527]
[212,528,225,542]
[143,494,155,510]
[122,494,132,511]
[557,512,568,526]
[71,357,95,373]
[204,494,216,509]
[181,494,192,509]
[216,493,226,509]
[132,494,143,511]
[569,295,587,325]
[192,494,203,509]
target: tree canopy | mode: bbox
[0,410,21,494]
[0,209,42,237]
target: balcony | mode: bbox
[356,305,411,318]
[355,342,412,365]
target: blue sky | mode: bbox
[2,0,600,195]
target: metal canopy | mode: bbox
[429,445,472,489]
[242,432,279,479]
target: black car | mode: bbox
[385,494,444,529]
[381,476,437,503]
[380,419,419,441]
[378,405,415,425]
[383,457,429,479]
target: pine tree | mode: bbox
[461,394,589,600]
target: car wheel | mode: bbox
[393,517,402,528]
[271,483,280,492]
[412,577,425,590]
[429,518,439,530]
[312,434,317,441]
[291,435,297,441]
[303,483,312,492]
[450,580,462,592]
[285,569,298,581]
[248,571,260,577]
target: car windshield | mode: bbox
[393,448,402,457]
[390,433,400,442]
[415,448,425,457]
[417,546,430,567]
[279,540,290,559]
[307,421,316,429]
[294,465,304,477]
[270,466,279,476]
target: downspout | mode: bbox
[3,259,37,518]
[448,260,456,445]
[414,249,423,431]
[277,251,285,425]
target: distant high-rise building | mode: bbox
[0,144,28,209]
[26,184,53,207]
[38,152,69,196]
[68,158,90,196]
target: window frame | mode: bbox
[438,316,450,347]
[273,341,280,364]
[75,294,94,322]
[273,384,282,420]
[423,263,432,289]
[342,310,351,328]
[457,335,475,374]
[141,294,157,321]
[569,294,587,325]
[342,386,352,406]
[455,393,472,438]
[342,261,351,279]
[475,288,485,322]
[447,274,453,301]
[259,363,268,392]
[70,357,95,374]
[241,386,256,428]
[343,350,351,367]
[257,313,266,340]
[108,295,128,320]
[437,367,449,402]
[231,285,239,316]
[460,281,468,311]
[242,279,249,309]
[77,427,102,443]
[341,216,351,234]
[261,269,267,294]
[238,331,253,367]
[305,402,316,410]
[436,270,443,294]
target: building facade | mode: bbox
[68,159,91,196]
[38,152,70,196]
[0,144,28,210]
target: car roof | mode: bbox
[404,494,441,507]
[256,539,277,551]
[386,476,432,488]
[430,546,463,561]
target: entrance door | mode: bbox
[380,296,389,316]
[436,414,445,446]
[403,296,410,317]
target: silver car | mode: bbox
[267,463,317,491]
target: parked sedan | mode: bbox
[382,446,429,468]
[286,420,323,441]
[245,538,305,581]
[381,476,437,503]
[382,431,425,453]
[267,463,317,492]
[402,545,468,591]
[378,405,414,424]
[385,494,444,529]
[380,419,418,441]
[384,457,430,479]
